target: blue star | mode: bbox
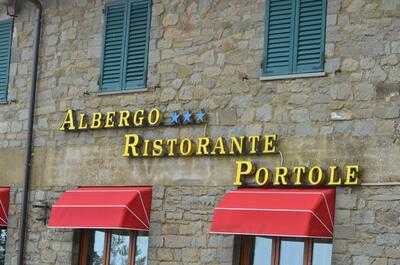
[170,111,180,125]
[195,111,206,123]
[183,111,192,124]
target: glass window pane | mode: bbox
[312,242,332,265]
[109,231,131,265]
[0,229,7,265]
[252,237,272,265]
[88,230,106,265]
[280,239,304,265]
[135,233,149,265]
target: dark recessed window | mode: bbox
[100,0,152,92]
[0,19,13,102]
[263,0,327,76]
[238,236,332,265]
[0,229,6,265]
[79,230,149,265]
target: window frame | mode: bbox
[0,228,7,265]
[236,236,332,265]
[79,230,147,265]
[262,0,327,78]
[99,0,152,92]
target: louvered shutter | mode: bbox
[263,0,296,76]
[0,20,12,102]
[124,0,150,89]
[101,2,127,91]
[294,0,326,73]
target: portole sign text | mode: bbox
[59,108,361,187]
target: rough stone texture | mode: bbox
[333,187,400,265]
[0,0,398,264]
[5,186,234,265]
[5,186,400,265]
[0,0,397,187]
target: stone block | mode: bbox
[289,109,310,122]
[218,110,236,125]
[353,120,375,136]
[374,104,400,119]
[255,104,272,122]
[355,82,375,101]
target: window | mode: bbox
[100,0,151,91]
[0,229,6,265]
[79,230,149,265]
[0,19,13,102]
[263,0,326,76]
[238,236,332,265]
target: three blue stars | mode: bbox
[169,110,206,125]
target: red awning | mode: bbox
[210,188,335,239]
[48,187,152,231]
[0,187,10,228]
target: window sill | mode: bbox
[0,99,15,105]
[260,72,326,81]
[97,87,149,96]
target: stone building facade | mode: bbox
[0,0,399,264]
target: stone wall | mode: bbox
[0,0,398,187]
[4,186,400,265]
[334,186,400,265]
[4,186,234,265]
[0,0,399,264]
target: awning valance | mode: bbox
[48,187,152,231]
[0,187,10,228]
[210,188,335,239]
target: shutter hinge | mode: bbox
[261,60,265,70]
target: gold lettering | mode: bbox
[166,139,178,157]
[274,167,288,185]
[78,113,88,130]
[328,166,342,186]
[122,134,141,157]
[90,112,103,129]
[262,134,278,154]
[293,166,306,186]
[308,166,324,185]
[148,108,161,126]
[196,137,211,155]
[133,110,145,127]
[229,136,245,155]
[179,138,194,156]
[211,137,227,155]
[118,111,131,128]
[104,112,116,128]
[248,135,260,154]
[344,165,360,185]
[255,167,270,186]
[234,160,255,186]
[152,140,164,157]
[59,109,76,131]
[142,140,151,157]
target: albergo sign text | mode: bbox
[59,108,361,187]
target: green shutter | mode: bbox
[124,0,151,89]
[0,19,12,102]
[294,0,326,73]
[101,2,127,91]
[101,0,151,91]
[264,0,296,76]
[264,0,326,76]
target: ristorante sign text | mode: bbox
[59,108,361,187]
